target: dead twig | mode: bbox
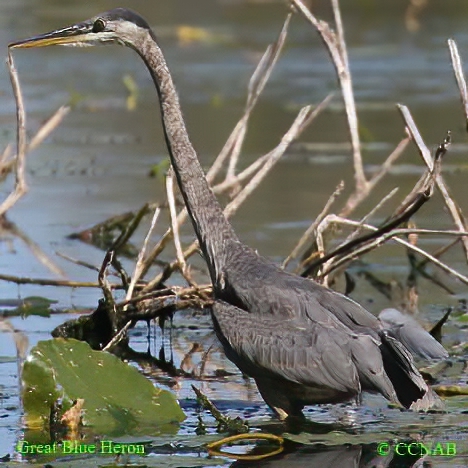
[398,105,468,260]
[102,320,132,352]
[310,217,468,286]
[303,132,449,280]
[283,180,344,269]
[224,104,314,216]
[290,0,365,192]
[98,250,118,308]
[299,187,399,275]
[1,56,69,216]
[0,52,27,217]
[0,54,71,277]
[0,272,116,288]
[55,251,100,273]
[1,216,66,277]
[302,185,433,278]
[28,106,70,152]
[166,169,191,282]
[0,107,69,184]
[339,136,410,217]
[345,187,399,243]
[417,237,459,269]
[448,39,468,131]
[126,205,161,302]
[219,13,291,183]
[97,205,157,344]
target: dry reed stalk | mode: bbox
[303,134,445,281]
[339,137,410,217]
[290,0,409,219]
[166,169,187,276]
[318,221,468,286]
[126,205,161,302]
[215,13,291,183]
[397,105,468,260]
[1,53,69,276]
[283,180,344,269]
[448,39,468,131]
[0,272,115,288]
[1,52,27,217]
[290,0,365,191]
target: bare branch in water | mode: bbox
[28,106,70,152]
[0,53,68,277]
[102,321,132,352]
[0,107,69,185]
[225,104,314,216]
[290,0,409,220]
[56,251,100,273]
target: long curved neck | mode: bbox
[134,31,240,285]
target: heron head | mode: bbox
[9,8,152,50]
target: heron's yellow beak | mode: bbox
[9,24,95,49]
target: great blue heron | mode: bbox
[10,8,447,420]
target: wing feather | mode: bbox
[212,299,401,404]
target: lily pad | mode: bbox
[22,338,185,435]
[282,429,396,446]
[5,454,227,468]
[0,296,58,318]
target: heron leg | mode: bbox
[254,377,305,420]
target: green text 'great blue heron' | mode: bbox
[10,8,447,420]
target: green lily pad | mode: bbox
[6,454,226,468]
[283,429,396,446]
[22,338,185,436]
[0,296,58,318]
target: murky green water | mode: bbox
[1,1,468,466]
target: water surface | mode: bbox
[1,1,468,466]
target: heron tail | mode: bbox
[379,332,443,410]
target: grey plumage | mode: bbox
[379,308,449,361]
[10,8,446,419]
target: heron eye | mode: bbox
[92,18,106,33]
